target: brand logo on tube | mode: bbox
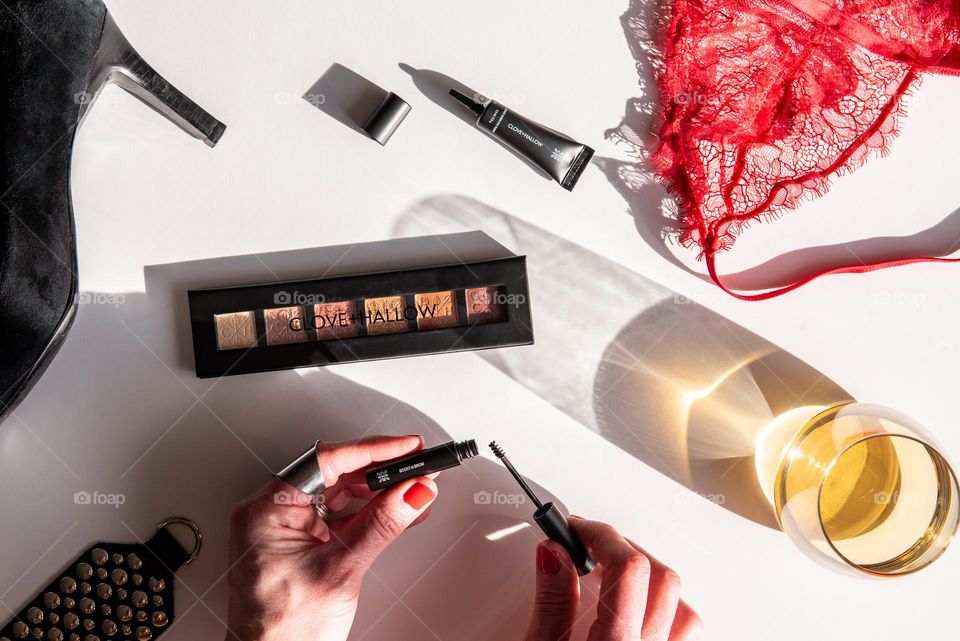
[273,290,326,305]
[474,490,526,507]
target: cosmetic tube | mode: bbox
[449,89,593,191]
[365,440,479,490]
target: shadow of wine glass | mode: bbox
[392,194,853,529]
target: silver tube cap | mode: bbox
[362,92,411,145]
[274,442,327,495]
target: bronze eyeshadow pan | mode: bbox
[188,256,533,378]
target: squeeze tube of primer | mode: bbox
[449,89,594,191]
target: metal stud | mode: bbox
[116,589,127,601]
[134,627,151,641]
[151,596,162,608]
[101,621,116,637]
[150,612,167,628]
[115,606,131,623]
[126,554,142,571]
[50,614,60,625]
[82,619,94,631]
[63,597,75,609]
[96,584,112,600]
[111,553,123,565]
[119,627,130,638]
[31,629,41,640]
[130,592,147,608]
[26,607,43,625]
[110,569,127,586]
[131,575,142,586]
[43,592,61,609]
[59,577,77,594]
[90,549,108,566]
[135,611,146,622]
[79,583,91,594]
[68,636,79,641]
[64,613,79,630]
[46,629,63,641]
[99,604,111,617]
[83,636,99,641]
[95,569,107,581]
[12,622,29,639]
[79,598,96,615]
[147,577,164,593]
[76,563,93,581]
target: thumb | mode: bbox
[334,477,438,572]
[525,541,580,641]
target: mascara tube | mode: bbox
[365,439,479,490]
[449,89,594,191]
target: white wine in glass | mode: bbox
[766,403,958,576]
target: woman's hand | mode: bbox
[526,517,702,641]
[224,435,436,641]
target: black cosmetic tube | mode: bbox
[449,89,594,191]
[366,440,479,490]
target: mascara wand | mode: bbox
[489,441,596,575]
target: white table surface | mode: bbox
[3,2,960,640]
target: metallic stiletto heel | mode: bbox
[80,14,226,147]
[0,0,225,421]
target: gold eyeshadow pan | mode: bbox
[189,256,532,378]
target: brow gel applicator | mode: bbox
[490,441,596,575]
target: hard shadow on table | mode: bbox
[0,234,591,640]
[609,0,960,291]
[597,0,691,276]
[399,63,552,182]
[393,195,854,530]
[717,206,960,290]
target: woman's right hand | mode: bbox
[525,517,702,641]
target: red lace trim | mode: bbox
[652,0,960,298]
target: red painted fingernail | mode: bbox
[537,545,562,575]
[403,482,435,510]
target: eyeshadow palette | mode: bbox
[188,256,533,377]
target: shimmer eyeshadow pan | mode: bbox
[214,311,258,350]
[415,290,459,330]
[188,254,533,378]
[466,286,507,324]
[364,296,410,335]
[263,306,309,345]
[313,300,360,340]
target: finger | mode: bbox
[316,435,424,488]
[524,541,580,641]
[667,602,703,641]
[624,540,683,641]
[570,518,650,641]
[332,476,438,574]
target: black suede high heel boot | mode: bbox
[0,0,225,420]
